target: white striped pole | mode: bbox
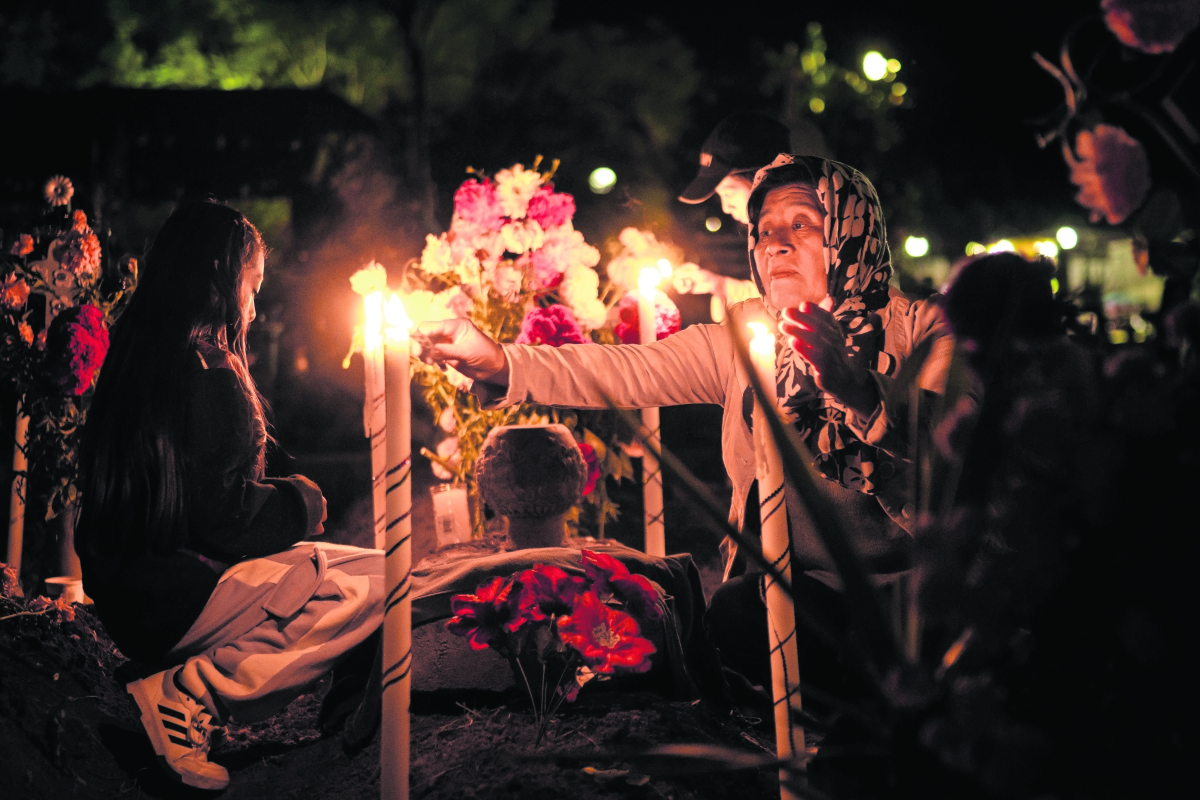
[637,269,665,557]
[365,337,388,551]
[381,296,412,800]
[748,322,805,799]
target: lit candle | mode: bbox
[637,267,665,557]
[381,294,413,800]
[5,411,28,572]
[747,321,805,796]
[363,292,388,550]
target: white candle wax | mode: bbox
[748,321,806,798]
[637,268,665,557]
[363,292,388,551]
[381,295,413,800]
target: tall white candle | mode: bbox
[5,410,28,572]
[637,267,665,557]
[363,292,388,551]
[748,321,805,798]
[381,295,413,800]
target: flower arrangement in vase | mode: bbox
[446,549,660,743]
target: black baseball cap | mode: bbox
[679,113,791,204]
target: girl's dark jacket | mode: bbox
[76,347,325,665]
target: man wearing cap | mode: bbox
[673,113,793,321]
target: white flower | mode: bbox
[561,264,606,328]
[492,263,523,300]
[432,436,462,480]
[494,163,543,219]
[438,406,457,433]
[500,218,545,255]
[538,221,601,274]
[573,297,608,329]
[402,286,464,325]
[419,234,454,275]
[453,253,481,286]
[350,261,389,296]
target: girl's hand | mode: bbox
[779,302,879,417]
[416,319,509,384]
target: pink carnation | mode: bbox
[46,304,109,395]
[578,442,600,496]
[1067,124,1152,225]
[525,186,576,230]
[515,304,589,347]
[453,177,507,230]
[614,293,681,344]
[52,214,101,282]
[529,252,564,289]
[1102,0,1200,54]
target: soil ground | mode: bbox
[0,602,782,799]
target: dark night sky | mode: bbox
[563,0,1102,238]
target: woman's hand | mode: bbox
[416,319,509,384]
[779,302,879,417]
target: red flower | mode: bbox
[515,304,589,347]
[18,323,33,346]
[525,186,576,230]
[52,222,101,282]
[578,442,600,496]
[556,591,655,675]
[28,595,76,624]
[1102,0,1200,55]
[10,234,33,257]
[453,177,507,230]
[1,274,30,311]
[44,175,73,207]
[46,304,110,395]
[446,576,522,651]
[71,210,88,232]
[1066,125,1152,225]
[613,292,681,344]
[581,550,662,621]
[514,564,588,625]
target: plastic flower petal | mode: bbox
[525,186,576,229]
[1066,125,1152,225]
[10,234,33,257]
[453,177,507,229]
[1,274,31,311]
[514,564,588,626]
[494,164,544,219]
[515,305,589,347]
[578,442,600,496]
[446,576,523,650]
[419,234,455,275]
[557,591,655,674]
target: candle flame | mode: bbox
[638,266,661,298]
[656,258,672,280]
[384,293,413,341]
[747,321,775,358]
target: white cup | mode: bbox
[431,483,471,547]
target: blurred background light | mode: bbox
[965,242,986,256]
[1056,226,1078,249]
[891,82,907,97]
[904,235,929,257]
[886,58,901,73]
[1051,278,1060,294]
[705,216,721,232]
[987,239,1015,253]
[588,166,617,194]
[1033,240,1059,259]
[863,51,888,81]
[809,97,826,113]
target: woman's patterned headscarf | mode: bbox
[746,154,896,494]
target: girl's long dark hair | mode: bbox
[78,201,267,558]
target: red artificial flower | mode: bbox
[71,209,88,232]
[53,222,102,281]
[525,186,576,230]
[10,234,33,257]
[515,304,590,347]
[1,274,31,311]
[514,564,588,626]
[581,550,662,621]
[44,175,73,207]
[556,591,655,675]
[18,323,33,346]
[1066,125,1152,225]
[453,177,507,230]
[28,595,76,624]
[578,442,600,496]
[446,576,523,651]
[613,293,681,345]
[46,304,109,395]
[529,251,565,290]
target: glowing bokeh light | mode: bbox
[1056,226,1078,249]
[588,167,617,194]
[904,236,929,257]
[965,242,986,256]
[987,239,1015,253]
[809,97,826,113]
[656,258,673,280]
[863,51,888,81]
[384,293,413,340]
[1034,240,1059,259]
[705,216,722,232]
[891,82,907,97]
[638,266,661,298]
[1050,278,1060,294]
[887,58,901,73]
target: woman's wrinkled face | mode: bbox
[239,252,265,328]
[715,173,754,224]
[754,185,827,309]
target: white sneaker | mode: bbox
[127,667,230,790]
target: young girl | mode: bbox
[76,202,383,790]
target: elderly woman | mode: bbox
[422,155,953,693]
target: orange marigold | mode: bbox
[10,234,33,257]
[1,274,31,311]
[18,322,33,345]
